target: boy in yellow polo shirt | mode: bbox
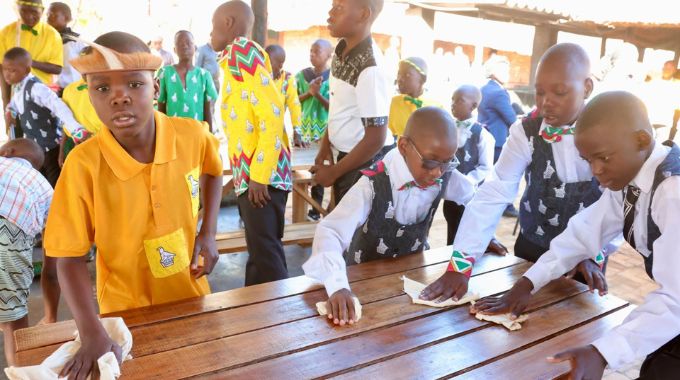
[0,0,63,111]
[58,77,103,165]
[388,57,441,137]
[43,31,223,378]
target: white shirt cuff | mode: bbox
[592,332,636,370]
[324,271,351,297]
[522,266,551,295]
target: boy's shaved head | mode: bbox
[455,84,481,103]
[0,138,45,169]
[575,91,654,191]
[359,0,384,18]
[537,42,590,81]
[576,91,651,134]
[265,44,285,57]
[313,39,333,52]
[3,47,31,64]
[92,31,151,54]
[404,106,457,147]
[211,1,254,52]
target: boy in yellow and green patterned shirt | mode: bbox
[212,0,292,285]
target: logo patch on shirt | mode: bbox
[186,167,200,217]
[158,247,176,268]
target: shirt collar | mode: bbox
[2,156,32,168]
[98,111,177,181]
[334,36,372,63]
[14,73,34,93]
[631,141,669,194]
[383,149,441,191]
[456,117,476,129]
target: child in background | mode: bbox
[46,2,85,92]
[296,39,333,220]
[0,138,53,366]
[3,47,87,187]
[311,0,394,203]
[157,30,218,132]
[212,1,292,285]
[388,57,441,137]
[304,107,474,325]
[44,31,223,378]
[443,84,497,246]
[1,0,63,112]
[265,44,303,145]
[473,91,680,380]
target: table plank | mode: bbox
[114,263,530,379]
[200,277,589,379]
[331,292,629,380]
[456,305,635,380]
[15,254,522,365]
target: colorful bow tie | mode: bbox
[540,125,574,143]
[404,95,423,109]
[398,178,442,191]
[456,120,471,129]
[21,24,38,36]
[76,83,88,91]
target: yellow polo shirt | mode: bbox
[0,21,63,84]
[388,94,442,136]
[61,79,103,136]
[44,111,223,314]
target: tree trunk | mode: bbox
[252,0,268,47]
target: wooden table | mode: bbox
[15,249,633,379]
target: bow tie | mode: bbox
[540,125,574,143]
[404,95,423,109]
[398,178,442,191]
[456,120,472,129]
[21,24,38,36]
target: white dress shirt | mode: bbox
[7,74,84,136]
[523,141,680,370]
[303,149,475,296]
[456,117,495,186]
[452,118,596,258]
[57,39,85,89]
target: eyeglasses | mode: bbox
[405,137,459,172]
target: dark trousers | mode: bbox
[333,144,395,204]
[443,200,465,245]
[639,334,680,379]
[40,148,61,188]
[514,233,608,282]
[237,188,289,286]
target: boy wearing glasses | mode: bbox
[303,107,474,326]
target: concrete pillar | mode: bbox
[529,25,558,85]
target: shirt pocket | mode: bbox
[185,166,200,217]
[142,227,190,278]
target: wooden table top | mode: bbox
[15,249,632,379]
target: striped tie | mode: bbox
[623,185,641,249]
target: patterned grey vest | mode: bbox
[634,141,680,279]
[345,161,450,265]
[518,114,602,249]
[19,76,60,152]
[456,122,483,176]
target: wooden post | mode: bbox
[252,0,268,47]
[600,37,607,58]
[529,25,557,86]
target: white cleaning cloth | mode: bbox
[470,301,529,331]
[402,276,479,307]
[316,297,363,322]
[6,317,133,380]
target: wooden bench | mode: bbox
[215,221,317,254]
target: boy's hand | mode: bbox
[60,331,122,380]
[470,276,534,318]
[326,289,357,326]
[566,259,608,296]
[419,271,469,302]
[314,139,332,166]
[310,164,337,187]
[293,131,309,148]
[309,77,322,97]
[191,232,218,278]
[485,238,508,256]
[547,345,607,380]
[248,181,271,208]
